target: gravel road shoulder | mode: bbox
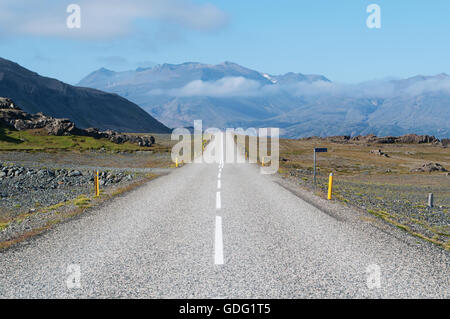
[273,172,450,254]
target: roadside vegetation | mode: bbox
[0,172,162,251]
[0,125,172,152]
[236,135,449,250]
[277,138,450,250]
[0,126,175,250]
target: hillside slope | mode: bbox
[0,58,170,133]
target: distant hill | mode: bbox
[78,61,450,138]
[78,61,330,130]
[0,58,170,133]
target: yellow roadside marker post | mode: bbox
[176,157,178,168]
[95,171,100,197]
[328,173,333,200]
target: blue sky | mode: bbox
[0,0,449,84]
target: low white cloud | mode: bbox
[403,77,450,96]
[0,0,228,39]
[151,77,263,97]
[150,77,340,98]
[148,74,450,99]
[281,76,450,99]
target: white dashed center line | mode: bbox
[214,139,224,265]
[215,216,224,265]
[216,191,221,209]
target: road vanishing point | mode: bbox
[0,132,448,298]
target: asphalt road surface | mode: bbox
[0,132,448,298]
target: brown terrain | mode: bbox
[275,134,449,250]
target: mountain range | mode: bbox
[0,57,448,138]
[0,58,170,133]
[79,62,450,138]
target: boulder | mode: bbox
[68,170,82,177]
[326,136,351,143]
[396,134,439,144]
[351,134,379,144]
[442,139,450,147]
[375,136,397,144]
[410,163,448,173]
[370,149,389,157]
[84,128,103,139]
[307,133,442,146]
[0,97,20,109]
[45,118,77,136]
[109,134,126,144]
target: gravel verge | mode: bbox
[280,168,449,250]
[1,162,139,216]
[0,160,169,248]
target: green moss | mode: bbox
[0,222,10,231]
[395,223,410,231]
[73,195,91,208]
[0,126,152,152]
[40,202,67,213]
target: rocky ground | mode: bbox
[0,162,138,218]
[0,97,156,146]
[0,148,174,218]
[285,168,450,249]
[305,133,447,146]
[0,149,173,248]
[263,135,450,250]
[0,150,173,171]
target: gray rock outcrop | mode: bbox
[0,98,155,146]
[319,134,441,145]
[410,163,448,173]
[370,149,389,157]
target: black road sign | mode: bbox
[314,148,328,153]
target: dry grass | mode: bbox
[280,138,449,249]
[278,138,450,175]
[235,135,450,249]
[0,225,51,250]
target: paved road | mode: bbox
[0,132,448,298]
